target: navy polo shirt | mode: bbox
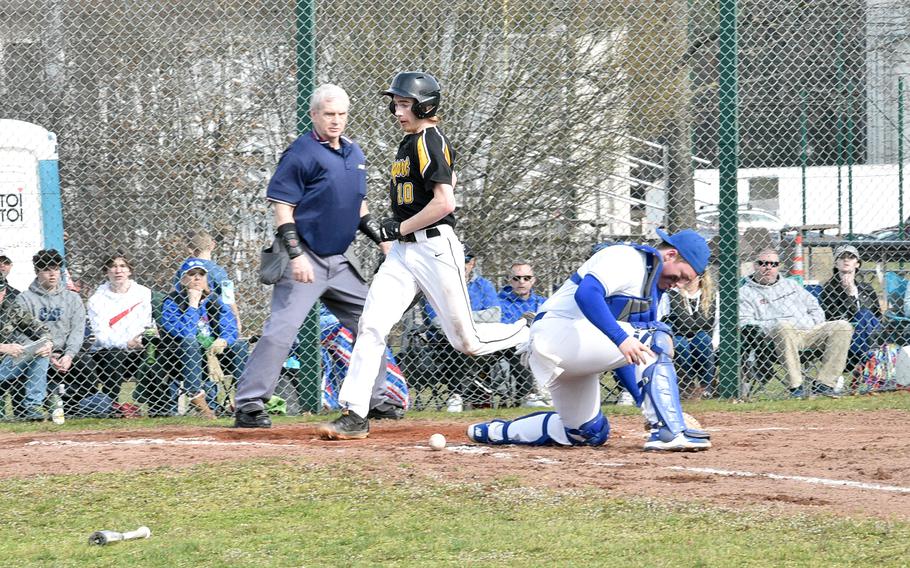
[267,131,367,256]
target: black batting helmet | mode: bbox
[382,71,441,119]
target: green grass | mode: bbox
[2,390,909,435]
[1,394,910,565]
[1,459,908,567]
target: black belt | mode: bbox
[400,227,441,243]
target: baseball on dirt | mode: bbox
[428,433,446,451]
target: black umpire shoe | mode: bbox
[316,409,369,440]
[366,405,405,420]
[233,409,272,429]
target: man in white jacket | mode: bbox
[739,249,852,397]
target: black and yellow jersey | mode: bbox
[388,126,457,227]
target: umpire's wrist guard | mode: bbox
[358,214,383,245]
[276,223,305,259]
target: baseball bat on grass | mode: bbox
[88,526,151,545]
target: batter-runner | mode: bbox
[467,229,713,451]
[316,71,529,439]
[232,84,397,428]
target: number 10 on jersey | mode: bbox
[396,182,414,205]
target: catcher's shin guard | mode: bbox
[467,411,574,446]
[639,330,708,441]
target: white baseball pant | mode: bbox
[338,224,529,417]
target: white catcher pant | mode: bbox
[338,225,530,417]
[487,315,655,445]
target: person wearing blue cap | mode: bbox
[466,228,712,452]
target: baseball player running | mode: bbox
[467,230,713,451]
[316,71,529,439]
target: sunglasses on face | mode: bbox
[511,275,534,282]
[755,260,780,267]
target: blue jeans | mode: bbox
[849,308,881,368]
[674,332,716,389]
[0,355,50,417]
[161,336,244,413]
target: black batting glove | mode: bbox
[379,218,402,242]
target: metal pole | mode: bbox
[835,30,844,230]
[897,76,905,269]
[717,0,739,399]
[294,0,321,413]
[800,89,808,226]
[847,81,854,239]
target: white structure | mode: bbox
[865,0,910,164]
[0,119,62,290]
[694,163,910,234]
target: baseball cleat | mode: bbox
[466,422,489,443]
[643,427,711,451]
[366,406,405,420]
[316,409,370,440]
[233,409,272,428]
[467,419,511,445]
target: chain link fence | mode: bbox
[0,1,908,421]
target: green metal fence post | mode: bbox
[800,88,808,226]
[900,77,905,239]
[293,0,321,413]
[717,0,739,399]
[847,81,855,239]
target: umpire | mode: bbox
[233,84,393,428]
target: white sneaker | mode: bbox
[616,391,635,406]
[446,394,463,413]
[643,427,711,451]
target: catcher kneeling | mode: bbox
[468,229,711,452]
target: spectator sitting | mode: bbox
[173,231,241,333]
[0,249,20,300]
[739,248,852,397]
[820,245,883,371]
[497,261,549,407]
[159,259,244,419]
[424,244,501,412]
[16,249,86,416]
[663,270,719,398]
[0,249,23,413]
[85,252,155,406]
[0,272,53,420]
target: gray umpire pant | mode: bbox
[235,245,391,414]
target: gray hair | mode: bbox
[509,261,534,272]
[309,84,350,113]
[755,247,780,260]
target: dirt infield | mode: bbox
[3,409,909,520]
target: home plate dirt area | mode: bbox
[3,410,909,520]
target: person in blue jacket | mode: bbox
[160,259,244,418]
[498,261,549,406]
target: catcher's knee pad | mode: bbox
[564,411,610,446]
[641,330,687,436]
